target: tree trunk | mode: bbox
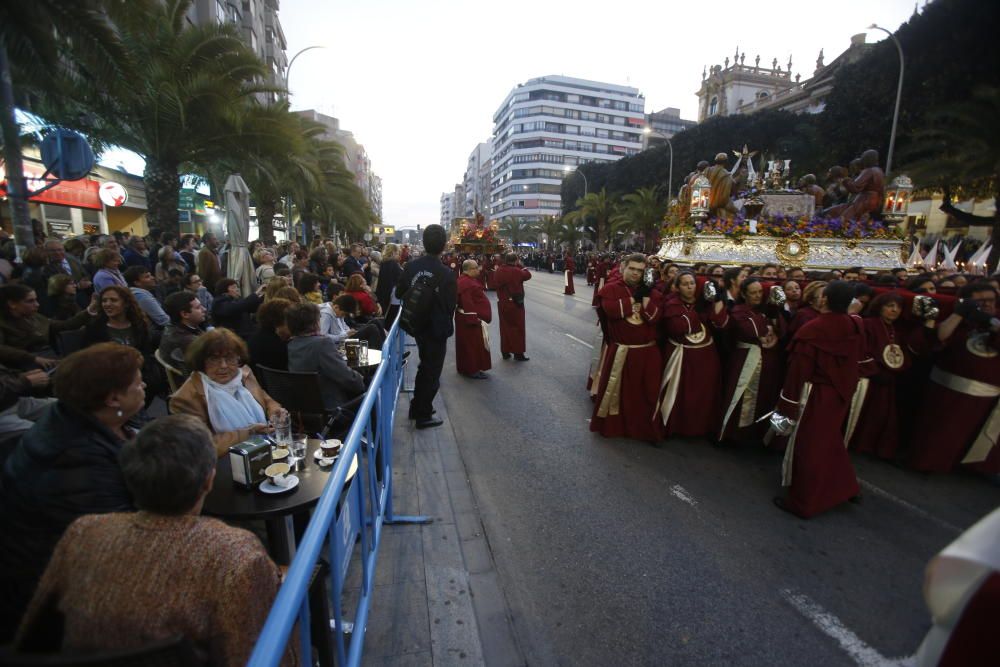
[595,220,607,252]
[256,198,277,245]
[0,44,34,257]
[143,156,181,237]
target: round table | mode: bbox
[350,348,382,379]
[203,451,358,563]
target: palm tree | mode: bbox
[565,188,617,251]
[25,0,279,237]
[611,187,667,253]
[536,215,562,251]
[498,217,538,247]
[556,219,585,250]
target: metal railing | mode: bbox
[248,318,428,666]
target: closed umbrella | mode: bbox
[224,173,255,296]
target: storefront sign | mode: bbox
[99,181,128,207]
[0,161,101,210]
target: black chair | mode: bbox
[257,365,364,439]
[0,636,202,667]
[55,329,87,357]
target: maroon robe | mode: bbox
[586,260,597,286]
[909,324,1000,473]
[591,260,610,306]
[658,294,729,438]
[563,256,576,295]
[494,264,531,355]
[590,280,663,441]
[719,304,785,442]
[455,274,492,375]
[788,305,819,338]
[778,313,864,518]
[849,318,930,459]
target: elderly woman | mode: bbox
[254,248,277,284]
[91,248,126,293]
[154,245,186,283]
[170,328,285,455]
[0,284,97,369]
[0,343,145,638]
[15,415,294,667]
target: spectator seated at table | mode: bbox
[13,414,295,667]
[344,274,381,319]
[44,274,81,320]
[170,328,285,456]
[248,297,293,374]
[0,284,97,370]
[320,294,385,350]
[211,278,263,339]
[286,302,366,412]
[159,290,208,374]
[83,286,156,358]
[0,344,145,640]
[124,266,170,329]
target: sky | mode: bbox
[280,0,920,230]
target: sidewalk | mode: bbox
[345,356,524,666]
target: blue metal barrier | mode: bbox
[248,318,429,666]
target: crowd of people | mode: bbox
[583,250,999,518]
[0,226,408,663]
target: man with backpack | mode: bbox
[396,225,457,429]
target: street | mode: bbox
[436,270,999,666]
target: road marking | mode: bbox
[564,333,594,348]
[669,484,697,507]
[780,589,916,667]
[858,479,962,535]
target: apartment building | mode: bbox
[462,143,492,217]
[489,75,645,224]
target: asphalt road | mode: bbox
[436,269,999,667]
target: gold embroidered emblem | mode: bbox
[882,343,905,369]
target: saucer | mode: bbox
[259,475,300,494]
[313,448,340,466]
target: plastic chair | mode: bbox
[153,348,187,394]
[257,365,363,438]
[55,329,87,357]
[0,635,202,667]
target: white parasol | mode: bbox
[224,173,256,296]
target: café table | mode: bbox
[203,449,358,564]
[349,348,382,379]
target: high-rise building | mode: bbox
[490,76,645,224]
[440,191,456,228]
[463,143,492,217]
[185,0,288,102]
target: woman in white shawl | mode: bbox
[170,328,286,456]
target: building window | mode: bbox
[709,97,719,116]
[756,91,769,100]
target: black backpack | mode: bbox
[399,273,439,335]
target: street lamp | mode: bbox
[643,127,674,200]
[282,45,324,243]
[868,24,904,179]
[563,164,587,197]
[284,45,325,97]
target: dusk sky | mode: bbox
[278,0,918,229]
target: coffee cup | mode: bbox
[271,448,289,462]
[320,439,341,459]
[264,462,291,487]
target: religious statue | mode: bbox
[704,153,738,218]
[834,149,886,222]
[797,174,825,207]
[822,166,850,209]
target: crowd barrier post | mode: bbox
[248,318,430,667]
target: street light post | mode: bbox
[644,128,674,200]
[283,45,324,244]
[563,165,587,197]
[868,24,904,179]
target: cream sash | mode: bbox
[595,341,655,418]
[929,367,1000,464]
[719,342,763,439]
[564,271,570,288]
[588,323,605,395]
[657,336,713,425]
[843,378,869,447]
[780,382,813,486]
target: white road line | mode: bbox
[780,589,916,667]
[669,484,698,507]
[858,479,962,535]
[564,333,594,348]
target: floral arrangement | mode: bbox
[459,211,499,243]
[669,213,904,240]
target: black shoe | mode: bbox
[408,407,436,420]
[471,371,488,379]
[501,353,512,360]
[514,354,530,361]
[415,417,444,429]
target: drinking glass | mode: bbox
[271,412,291,448]
[290,432,307,462]
[358,341,369,366]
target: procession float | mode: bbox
[657,145,914,271]
[450,211,506,255]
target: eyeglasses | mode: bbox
[206,355,240,367]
